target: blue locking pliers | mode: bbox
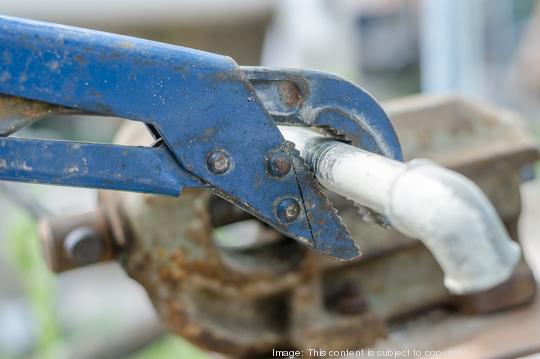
[0,16,402,259]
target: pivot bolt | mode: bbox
[276,198,301,223]
[207,149,231,174]
[267,151,292,177]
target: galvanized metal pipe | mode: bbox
[279,126,521,294]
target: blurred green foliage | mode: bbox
[5,212,64,359]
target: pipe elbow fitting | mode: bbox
[387,160,521,294]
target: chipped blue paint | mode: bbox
[0,137,201,195]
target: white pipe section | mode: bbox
[279,126,521,294]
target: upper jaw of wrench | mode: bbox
[244,67,403,225]
[243,67,402,161]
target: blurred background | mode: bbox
[1,0,540,358]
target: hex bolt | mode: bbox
[39,210,115,273]
[64,227,104,266]
[276,197,301,223]
[267,151,292,177]
[333,281,367,315]
[207,149,231,175]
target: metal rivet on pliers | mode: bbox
[275,197,301,223]
[266,150,292,177]
[207,149,231,175]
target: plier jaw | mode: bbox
[0,16,402,260]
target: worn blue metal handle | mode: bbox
[0,15,360,259]
[0,138,202,195]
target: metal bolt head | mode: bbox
[276,197,301,223]
[64,227,103,266]
[207,150,231,174]
[331,281,367,315]
[267,151,292,177]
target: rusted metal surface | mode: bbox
[34,95,538,356]
[329,281,369,315]
[362,290,540,359]
[0,95,70,135]
[104,189,312,355]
